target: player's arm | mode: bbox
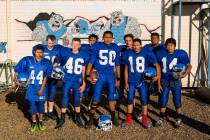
[13,57,27,85]
[153,63,161,82]
[179,63,192,79]
[124,65,129,91]
[153,63,162,92]
[80,66,86,93]
[115,49,121,88]
[179,51,192,79]
[38,77,47,96]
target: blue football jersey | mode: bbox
[14,56,52,101]
[156,49,190,81]
[59,48,89,82]
[125,50,157,83]
[89,42,120,74]
[42,44,64,64]
[80,44,91,53]
[143,43,166,56]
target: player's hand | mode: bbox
[86,77,96,85]
[158,84,163,93]
[179,73,187,79]
[153,76,159,82]
[79,81,86,93]
[38,90,43,96]
[115,79,120,89]
[125,83,129,92]
[53,63,58,67]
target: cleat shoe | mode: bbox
[141,115,152,129]
[121,114,132,128]
[75,115,85,127]
[30,123,38,133]
[85,117,94,129]
[38,121,46,131]
[43,113,49,121]
[48,112,57,120]
[55,118,65,129]
[155,117,165,127]
[174,118,182,128]
[111,116,119,126]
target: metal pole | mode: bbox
[171,0,174,38]
[6,0,11,60]
[178,0,182,49]
[208,9,210,87]
[161,0,165,43]
[188,15,192,87]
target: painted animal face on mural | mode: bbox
[110,11,125,26]
[48,13,64,32]
[32,25,48,42]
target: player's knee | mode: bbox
[91,101,99,111]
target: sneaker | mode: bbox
[48,112,57,120]
[43,113,49,121]
[121,115,132,128]
[141,115,152,129]
[55,118,65,129]
[38,121,46,131]
[111,116,119,126]
[30,122,38,133]
[155,117,165,127]
[85,116,94,129]
[174,118,182,128]
[75,114,85,127]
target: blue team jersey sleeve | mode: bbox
[44,59,53,78]
[14,57,29,73]
[89,43,98,64]
[115,45,121,67]
[147,51,158,65]
[178,50,190,65]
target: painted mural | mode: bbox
[15,11,160,45]
[0,42,7,54]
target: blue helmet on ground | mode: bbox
[51,66,65,79]
[17,73,29,88]
[172,63,186,79]
[97,115,112,131]
[143,67,157,81]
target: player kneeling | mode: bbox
[55,38,88,128]
[121,39,161,129]
[13,44,52,132]
[155,38,192,128]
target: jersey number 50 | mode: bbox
[99,50,116,66]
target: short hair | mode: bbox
[88,34,99,41]
[124,34,134,41]
[151,32,160,38]
[103,31,113,38]
[165,38,176,46]
[46,35,56,41]
[133,38,142,45]
[33,44,44,54]
[72,38,81,43]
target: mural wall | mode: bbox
[0,0,161,61]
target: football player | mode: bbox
[13,44,52,132]
[42,35,64,120]
[80,34,99,53]
[80,34,99,99]
[85,31,121,128]
[155,38,192,128]
[143,32,166,55]
[121,39,161,128]
[117,34,134,115]
[55,38,89,128]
